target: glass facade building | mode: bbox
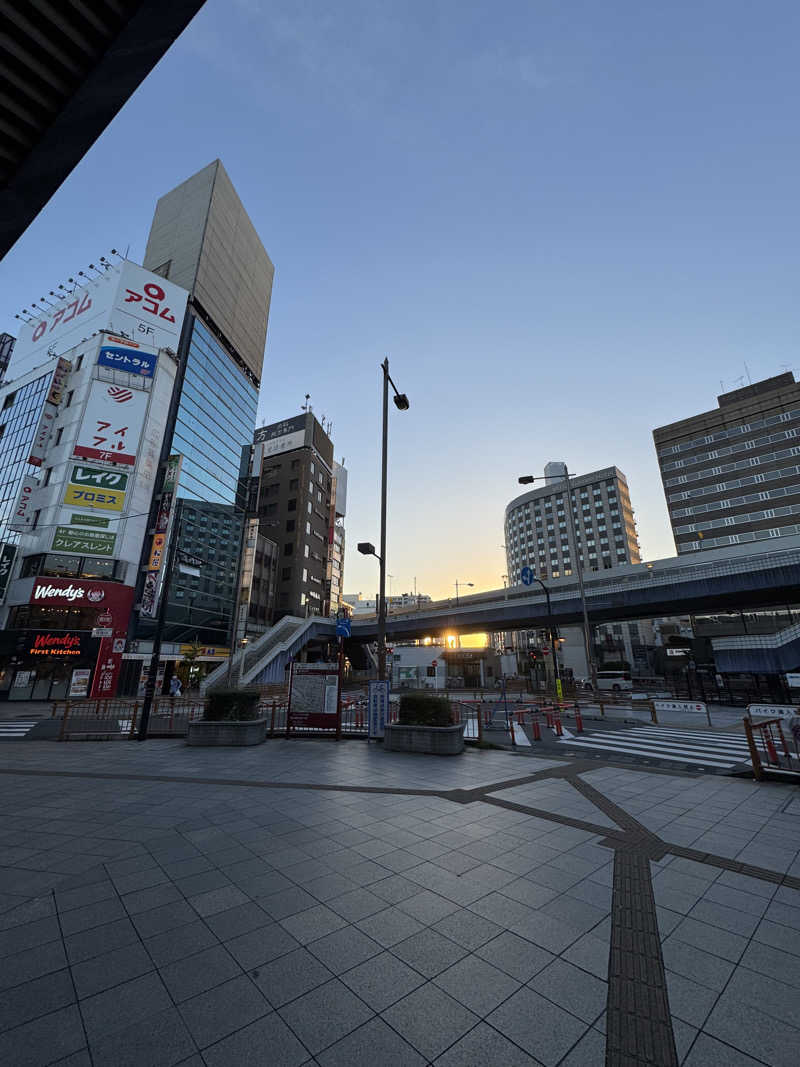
[135,316,258,646]
[0,369,52,558]
[173,319,258,506]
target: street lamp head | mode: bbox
[518,475,535,485]
[466,582,474,588]
[393,393,410,411]
[357,542,376,556]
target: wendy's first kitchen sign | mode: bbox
[28,632,88,657]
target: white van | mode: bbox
[596,670,632,692]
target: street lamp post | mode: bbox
[361,358,409,683]
[454,580,473,606]
[525,574,561,693]
[518,470,597,692]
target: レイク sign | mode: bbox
[73,381,148,466]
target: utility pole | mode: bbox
[561,469,597,692]
[378,358,389,681]
[137,517,182,741]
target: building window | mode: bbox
[43,468,52,487]
[302,569,308,583]
[65,391,74,408]
[283,543,293,556]
[281,567,292,580]
[289,479,298,490]
[54,427,63,446]
[75,354,84,371]
[288,498,297,512]
[286,519,295,531]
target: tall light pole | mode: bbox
[362,358,410,682]
[454,580,473,606]
[518,470,597,692]
[524,573,561,692]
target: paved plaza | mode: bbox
[0,739,798,1066]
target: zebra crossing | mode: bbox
[558,724,753,770]
[0,720,38,741]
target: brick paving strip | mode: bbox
[2,755,798,1067]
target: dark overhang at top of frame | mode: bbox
[0,0,206,259]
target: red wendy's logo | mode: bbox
[107,387,133,403]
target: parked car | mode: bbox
[578,670,632,692]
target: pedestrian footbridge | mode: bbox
[204,537,800,689]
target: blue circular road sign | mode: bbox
[520,566,534,586]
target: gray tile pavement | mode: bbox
[0,738,798,1064]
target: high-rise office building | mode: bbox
[248,413,346,622]
[654,373,800,555]
[504,462,640,582]
[127,161,275,675]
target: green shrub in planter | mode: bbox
[204,689,261,722]
[398,693,452,727]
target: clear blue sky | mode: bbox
[3,0,800,600]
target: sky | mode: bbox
[3,0,800,601]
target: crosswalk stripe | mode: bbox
[591,727,751,747]
[0,721,38,738]
[560,737,743,767]
[609,734,751,754]
[557,725,753,766]
[626,727,747,742]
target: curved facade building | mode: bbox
[504,462,640,586]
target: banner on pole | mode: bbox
[368,680,390,739]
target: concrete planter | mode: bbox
[383,721,465,756]
[186,718,267,746]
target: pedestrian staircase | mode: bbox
[200,615,338,692]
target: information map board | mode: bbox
[288,662,340,732]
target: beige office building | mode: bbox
[144,159,274,383]
[654,373,800,554]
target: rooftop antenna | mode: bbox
[743,362,752,385]
[301,393,310,412]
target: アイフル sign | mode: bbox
[73,381,148,466]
